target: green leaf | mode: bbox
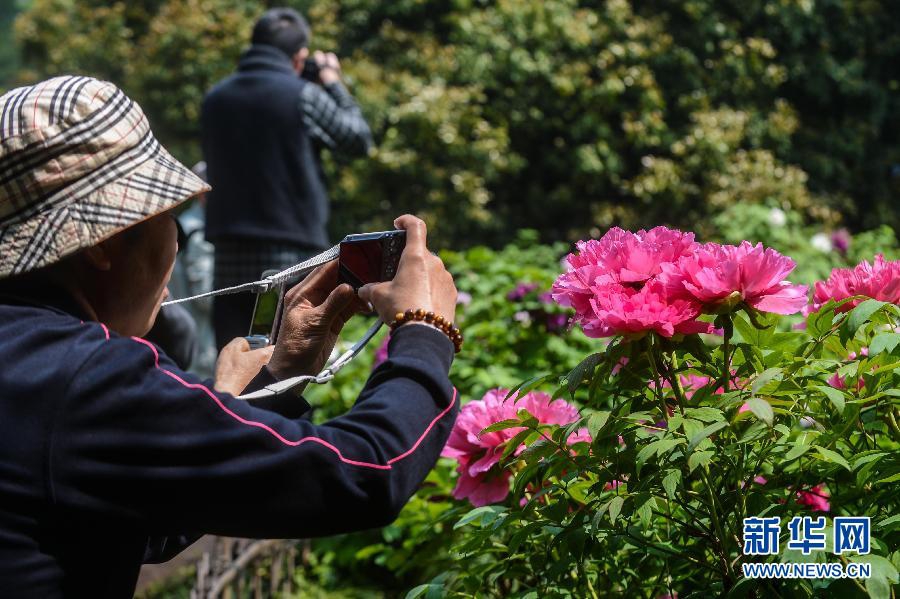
[662,470,681,498]
[840,299,887,344]
[636,497,653,525]
[684,406,725,423]
[635,443,659,473]
[588,411,611,438]
[566,353,602,393]
[733,313,773,345]
[849,554,899,599]
[875,472,900,484]
[454,506,505,529]
[784,442,812,462]
[608,496,624,524]
[876,514,900,531]
[814,384,846,415]
[807,302,837,337]
[480,419,522,434]
[501,428,539,460]
[405,584,437,599]
[751,367,782,396]
[688,421,728,451]
[869,332,900,355]
[505,374,554,401]
[814,446,851,472]
[746,397,774,426]
[688,450,713,473]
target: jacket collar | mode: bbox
[0,285,92,321]
[237,44,298,76]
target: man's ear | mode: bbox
[81,242,113,271]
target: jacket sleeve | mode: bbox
[48,324,457,539]
[299,81,373,156]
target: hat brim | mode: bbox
[0,143,210,279]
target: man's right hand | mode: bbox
[314,51,342,85]
[358,215,458,327]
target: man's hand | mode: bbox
[358,215,458,326]
[267,261,367,381]
[214,338,274,395]
[313,50,342,85]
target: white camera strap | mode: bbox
[237,319,383,400]
[160,244,385,399]
[161,244,342,305]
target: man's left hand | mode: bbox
[314,51,342,85]
[267,261,366,381]
[214,338,274,395]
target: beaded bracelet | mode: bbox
[389,309,463,353]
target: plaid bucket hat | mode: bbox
[0,76,210,278]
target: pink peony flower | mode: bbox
[442,389,590,507]
[808,255,900,314]
[826,347,868,391]
[604,479,626,491]
[552,227,697,317]
[796,484,830,512]
[582,281,712,338]
[660,241,808,315]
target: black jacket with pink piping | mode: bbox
[0,295,457,597]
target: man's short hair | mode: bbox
[251,8,310,58]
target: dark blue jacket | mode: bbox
[0,295,457,597]
[202,45,330,249]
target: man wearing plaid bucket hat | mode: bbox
[0,77,459,596]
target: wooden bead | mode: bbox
[425,311,435,323]
[415,308,426,320]
[434,315,444,326]
[394,312,405,323]
[404,309,415,321]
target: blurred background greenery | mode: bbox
[2,0,898,249]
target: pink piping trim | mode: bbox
[99,323,110,340]
[129,336,457,471]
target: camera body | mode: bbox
[246,230,407,348]
[337,230,406,290]
[301,58,321,82]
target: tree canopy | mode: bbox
[8,0,900,247]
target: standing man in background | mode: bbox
[202,7,373,350]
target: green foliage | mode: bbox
[0,0,24,87]
[300,228,899,597]
[711,201,899,286]
[418,297,900,597]
[10,0,900,245]
[298,231,595,592]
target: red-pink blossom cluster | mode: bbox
[552,227,807,338]
[808,254,900,314]
[441,389,590,507]
[796,484,831,512]
[752,477,831,512]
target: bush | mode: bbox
[10,0,900,245]
[294,221,899,598]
